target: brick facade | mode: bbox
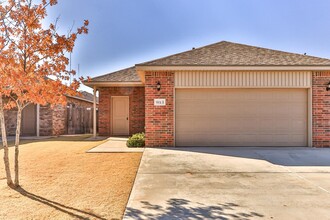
[312,71,330,147]
[52,104,67,136]
[142,70,330,147]
[145,71,174,147]
[5,70,329,148]
[39,105,53,136]
[4,109,18,136]
[98,87,145,136]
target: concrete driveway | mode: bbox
[124,147,330,220]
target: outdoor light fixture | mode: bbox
[327,81,330,91]
[156,81,161,91]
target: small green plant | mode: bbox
[127,132,145,147]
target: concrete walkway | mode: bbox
[87,137,144,153]
[124,147,330,219]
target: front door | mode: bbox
[112,97,129,135]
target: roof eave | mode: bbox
[135,65,330,71]
[83,81,144,88]
[65,94,99,104]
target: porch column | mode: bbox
[93,86,97,138]
[36,104,40,137]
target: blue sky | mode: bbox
[45,0,330,91]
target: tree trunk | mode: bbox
[0,96,13,187]
[14,107,22,187]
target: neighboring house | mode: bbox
[84,41,330,147]
[3,91,99,136]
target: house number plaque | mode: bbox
[154,99,166,106]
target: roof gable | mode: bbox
[87,41,330,85]
[137,41,330,66]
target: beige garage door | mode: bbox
[175,89,307,147]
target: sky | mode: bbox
[44,0,330,92]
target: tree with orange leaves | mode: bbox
[0,0,88,187]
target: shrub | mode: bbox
[127,132,145,147]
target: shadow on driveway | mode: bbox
[124,147,330,219]
[125,198,263,220]
[157,147,330,167]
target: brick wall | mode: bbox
[98,87,145,136]
[3,109,17,136]
[39,105,53,136]
[312,71,330,147]
[98,88,110,135]
[145,71,174,147]
[52,104,67,136]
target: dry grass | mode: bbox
[0,135,142,220]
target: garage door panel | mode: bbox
[208,107,227,116]
[292,120,307,131]
[208,119,227,131]
[175,88,307,147]
[241,105,260,116]
[272,119,292,131]
[176,103,199,114]
[176,118,195,132]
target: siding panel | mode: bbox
[175,71,312,88]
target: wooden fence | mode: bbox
[66,104,98,134]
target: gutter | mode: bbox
[83,81,144,88]
[65,95,99,104]
[135,65,330,71]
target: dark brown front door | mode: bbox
[22,104,37,136]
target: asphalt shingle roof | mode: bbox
[138,41,330,66]
[91,41,330,82]
[79,91,98,102]
[67,91,98,103]
[91,67,140,82]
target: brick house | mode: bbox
[84,41,330,147]
[3,91,98,136]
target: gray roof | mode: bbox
[80,91,98,102]
[91,67,140,82]
[90,41,330,83]
[67,91,99,103]
[138,41,330,66]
